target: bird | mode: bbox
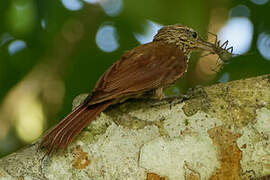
[39,24,215,154]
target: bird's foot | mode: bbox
[185,85,207,99]
[150,94,191,108]
[164,94,191,109]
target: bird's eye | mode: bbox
[192,32,197,38]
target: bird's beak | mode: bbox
[196,37,215,53]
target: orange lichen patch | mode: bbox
[72,147,91,169]
[208,126,242,180]
[146,172,167,180]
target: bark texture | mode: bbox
[1,74,270,180]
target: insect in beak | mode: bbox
[196,37,216,53]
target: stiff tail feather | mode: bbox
[39,100,112,154]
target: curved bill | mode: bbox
[196,37,215,53]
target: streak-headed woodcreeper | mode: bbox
[39,24,217,154]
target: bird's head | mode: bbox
[153,24,214,55]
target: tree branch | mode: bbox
[1,74,270,180]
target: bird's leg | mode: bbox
[153,87,190,101]
[154,87,165,100]
[137,87,189,108]
[154,88,191,109]
[137,87,165,100]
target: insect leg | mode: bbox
[208,32,218,46]
[217,40,221,48]
[220,40,229,49]
[227,46,233,54]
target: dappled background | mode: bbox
[0,0,270,157]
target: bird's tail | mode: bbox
[39,100,112,154]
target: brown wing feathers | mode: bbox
[90,42,187,104]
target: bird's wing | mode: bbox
[89,41,188,105]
